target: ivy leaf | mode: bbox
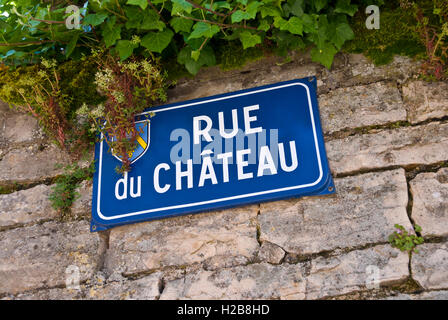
[141,9,165,31]
[330,22,354,49]
[184,37,205,50]
[309,15,329,48]
[258,19,270,31]
[246,1,263,18]
[191,49,200,61]
[334,0,358,16]
[178,46,215,75]
[273,16,303,35]
[65,32,79,58]
[196,46,216,66]
[314,0,327,13]
[290,0,304,17]
[273,30,305,56]
[116,40,138,61]
[237,0,249,5]
[189,22,220,39]
[104,26,122,48]
[311,42,337,69]
[171,0,193,14]
[102,18,121,48]
[222,29,242,41]
[125,6,144,29]
[141,29,174,53]
[126,0,148,10]
[208,1,232,10]
[232,1,262,23]
[239,30,261,49]
[82,13,108,26]
[170,17,193,33]
[301,13,318,33]
[260,5,281,18]
[231,11,248,23]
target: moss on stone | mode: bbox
[345,5,426,65]
[215,41,265,71]
[163,41,266,81]
[57,58,105,119]
[0,185,14,195]
[391,276,423,293]
[0,65,40,107]
[0,58,104,120]
[163,56,194,82]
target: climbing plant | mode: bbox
[77,50,168,172]
[0,0,360,70]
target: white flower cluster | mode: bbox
[442,22,448,37]
[141,59,157,74]
[76,103,105,133]
[112,90,126,104]
[94,68,114,92]
[41,58,57,69]
[122,61,138,72]
[37,70,47,78]
[120,58,159,77]
[91,103,105,118]
[76,102,89,116]
[76,102,104,118]
[131,35,141,45]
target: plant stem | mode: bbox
[198,37,209,51]
[115,0,126,17]
[432,32,447,58]
[147,0,167,23]
[103,7,127,21]
[184,0,227,17]
[177,15,257,30]
[31,17,65,24]
[0,40,57,47]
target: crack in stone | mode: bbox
[255,204,262,247]
[96,230,110,273]
[0,138,48,159]
[0,217,84,233]
[0,279,90,300]
[325,117,448,143]
[0,176,58,196]
[157,277,165,300]
[334,161,448,179]
[405,175,421,239]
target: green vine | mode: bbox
[49,162,95,217]
[0,0,361,70]
[389,224,424,254]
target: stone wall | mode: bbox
[1,52,447,300]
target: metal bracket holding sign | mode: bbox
[91,77,335,232]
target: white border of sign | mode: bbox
[96,82,323,220]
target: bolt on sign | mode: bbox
[90,78,335,231]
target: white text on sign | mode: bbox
[115,104,299,199]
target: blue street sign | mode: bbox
[91,77,335,232]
